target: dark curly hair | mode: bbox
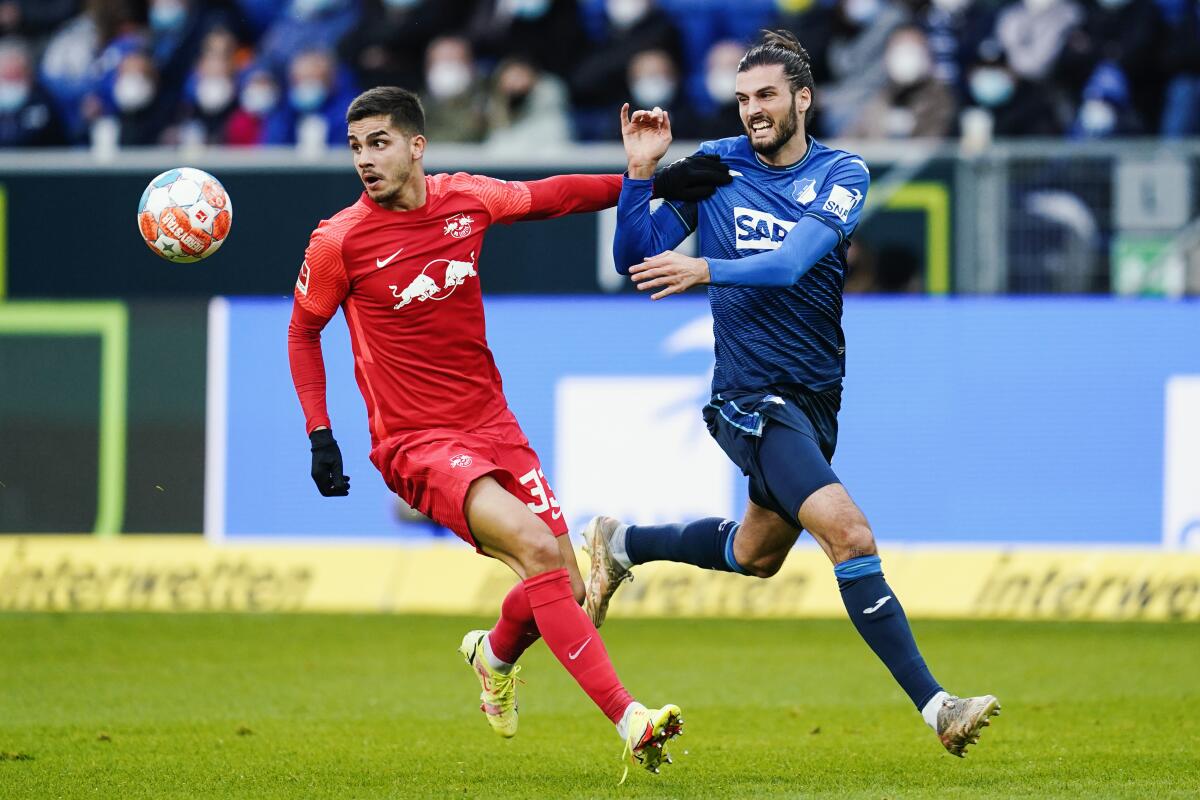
[738,30,815,96]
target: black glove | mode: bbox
[651,154,733,202]
[309,428,350,497]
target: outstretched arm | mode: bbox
[522,173,623,219]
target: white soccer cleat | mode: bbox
[935,694,1001,756]
[582,515,632,628]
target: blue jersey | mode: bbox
[618,135,870,395]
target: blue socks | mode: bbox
[624,518,748,574]
[835,555,942,710]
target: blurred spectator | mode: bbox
[263,47,357,147]
[916,0,997,98]
[421,35,486,143]
[776,0,911,137]
[106,49,173,145]
[1068,59,1144,137]
[483,55,571,153]
[338,0,466,94]
[960,40,1069,138]
[224,64,280,145]
[173,28,243,146]
[146,0,211,113]
[619,48,705,142]
[680,39,744,142]
[467,0,587,79]
[258,0,360,73]
[40,0,140,140]
[0,38,66,146]
[1056,0,1166,132]
[0,1,80,39]
[570,0,683,139]
[995,0,1083,82]
[848,25,956,139]
[1160,0,1200,135]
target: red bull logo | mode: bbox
[389,253,477,310]
[442,213,474,239]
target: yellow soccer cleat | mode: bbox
[583,515,633,628]
[620,703,684,782]
[457,630,521,738]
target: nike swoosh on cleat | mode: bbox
[863,595,892,614]
[376,247,404,268]
[568,637,592,660]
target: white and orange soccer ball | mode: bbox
[137,167,232,262]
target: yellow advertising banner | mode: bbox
[1,537,1197,621]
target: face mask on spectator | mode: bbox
[706,69,736,104]
[606,0,649,28]
[1078,99,1116,136]
[885,43,931,86]
[427,61,472,100]
[241,81,278,115]
[931,0,970,13]
[149,1,187,32]
[508,0,552,18]
[969,68,1014,107]
[196,76,234,113]
[842,0,881,24]
[114,73,154,112]
[506,89,532,115]
[0,80,27,112]
[292,0,338,19]
[631,75,675,108]
[290,80,328,112]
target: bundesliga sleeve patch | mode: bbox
[823,184,864,223]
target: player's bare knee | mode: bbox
[831,522,876,563]
[514,529,563,575]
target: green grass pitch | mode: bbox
[1,613,1197,799]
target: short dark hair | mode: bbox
[739,30,815,95]
[346,86,425,137]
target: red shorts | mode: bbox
[369,419,568,551]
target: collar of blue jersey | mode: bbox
[749,134,816,173]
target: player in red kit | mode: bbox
[287,87,726,776]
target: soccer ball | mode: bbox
[137,167,232,262]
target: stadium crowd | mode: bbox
[0,0,1197,150]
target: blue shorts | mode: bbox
[703,386,842,526]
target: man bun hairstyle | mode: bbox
[346,86,426,137]
[739,29,815,95]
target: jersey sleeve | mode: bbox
[294,224,350,318]
[802,157,870,243]
[289,224,348,434]
[449,173,533,225]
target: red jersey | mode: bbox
[288,171,621,445]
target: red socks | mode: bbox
[487,582,541,665]
[522,568,633,723]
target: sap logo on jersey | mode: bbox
[389,252,478,309]
[823,184,863,223]
[734,206,797,251]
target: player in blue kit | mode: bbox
[585,30,1001,757]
